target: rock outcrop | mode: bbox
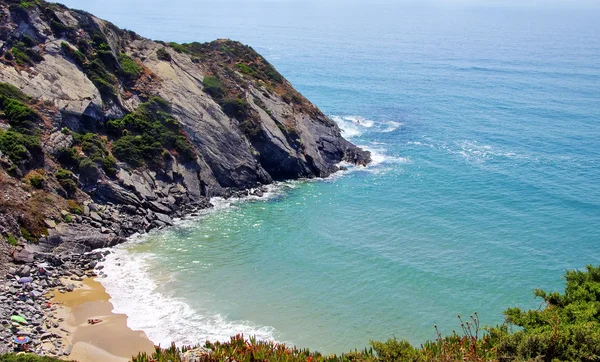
[0,0,370,254]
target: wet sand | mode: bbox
[52,277,155,362]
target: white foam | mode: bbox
[360,145,411,166]
[408,138,535,165]
[331,115,403,138]
[98,243,278,347]
[382,121,403,133]
[457,140,536,164]
[331,116,364,138]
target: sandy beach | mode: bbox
[52,277,155,362]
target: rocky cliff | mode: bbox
[0,0,369,256]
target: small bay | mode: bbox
[61,0,600,354]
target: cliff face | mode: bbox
[0,1,369,253]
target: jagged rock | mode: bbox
[93,182,142,206]
[147,201,171,214]
[0,1,369,257]
[18,265,31,277]
[121,205,138,214]
[12,249,34,264]
[45,224,122,252]
[118,169,157,200]
[42,132,73,156]
[155,212,174,226]
[89,212,102,222]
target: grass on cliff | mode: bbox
[57,130,117,179]
[134,265,600,362]
[107,97,195,167]
[0,82,42,165]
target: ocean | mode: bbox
[59,0,600,354]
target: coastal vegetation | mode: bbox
[0,83,41,166]
[107,97,196,167]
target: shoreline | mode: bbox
[0,250,156,360]
[51,277,155,362]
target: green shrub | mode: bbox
[87,59,116,98]
[78,156,98,171]
[108,97,195,167]
[488,265,600,361]
[19,2,34,9]
[132,336,376,362]
[55,168,77,195]
[370,339,419,361]
[5,234,19,246]
[0,82,27,102]
[20,34,36,47]
[2,98,39,133]
[239,119,262,137]
[101,155,117,176]
[68,133,116,175]
[169,42,188,53]
[49,19,71,36]
[90,75,115,97]
[67,199,83,215]
[221,97,250,120]
[28,174,44,188]
[264,64,283,83]
[0,83,42,165]
[118,53,142,80]
[57,147,80,168]
[10,42,43,67]
[19,227,36,243]
[112,135,158,167]
[202,76,225,99]
[236,63,254,75]
[63,214,73,223]
[61,42,86,68]
[95,43,119,70]
[0,130,40,163]
[156,48,171,61]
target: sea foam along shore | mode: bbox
[93,187,295,349]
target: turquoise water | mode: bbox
[62,0,600,354]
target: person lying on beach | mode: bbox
[87,318,103,325]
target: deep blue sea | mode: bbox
[61,0,600,354]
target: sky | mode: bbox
[56,0,600,9]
